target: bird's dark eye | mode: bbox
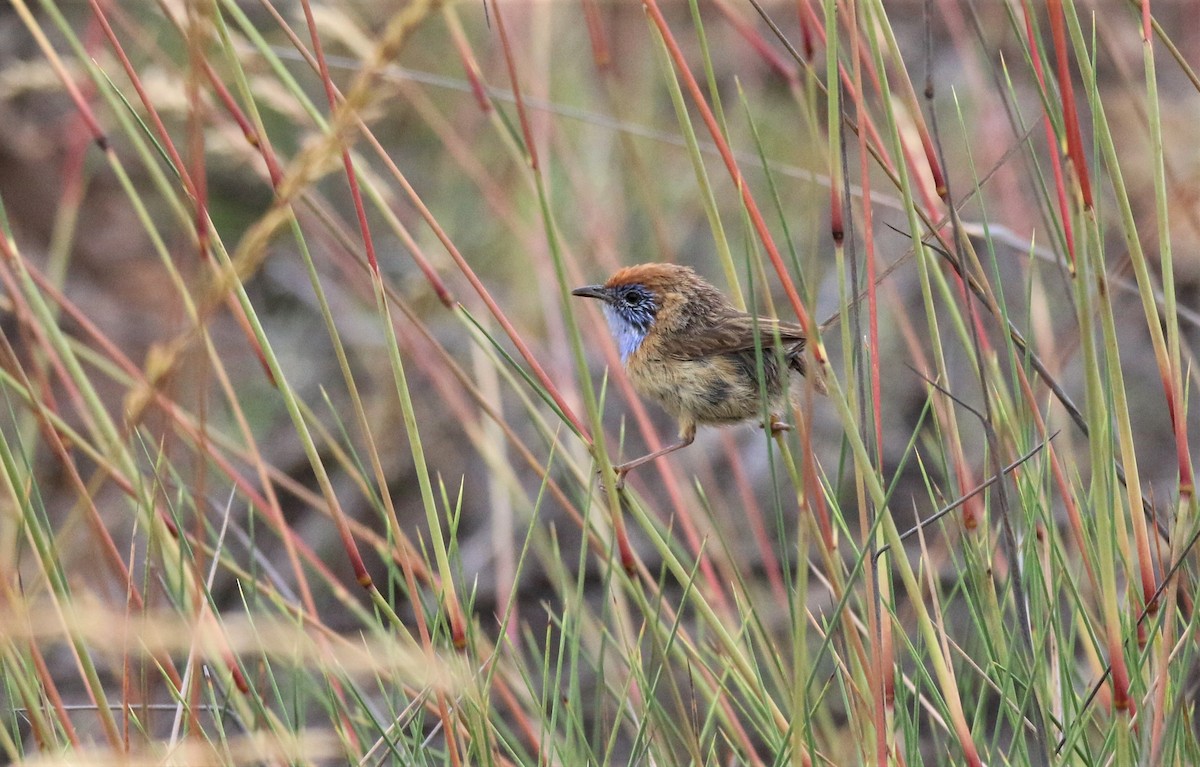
[624,286,650,307]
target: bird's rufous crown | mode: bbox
[603,263,700,294]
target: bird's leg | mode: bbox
[614,423,697,489]
[765,415,790,434]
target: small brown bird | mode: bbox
[572,263,821,487]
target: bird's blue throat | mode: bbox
[602,304,650,363]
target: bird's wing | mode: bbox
[667,309,806,360]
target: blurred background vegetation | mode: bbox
[1,0,1200,764]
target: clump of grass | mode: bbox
[1,0,1198,764]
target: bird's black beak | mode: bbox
[571,285,609,301]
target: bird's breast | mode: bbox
[625,347,783,425]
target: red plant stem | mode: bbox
[446,9,493,113]
[491,670,547,761]
[794,0,815,61]
[13,4,109,150]
[713,0,798,83]
[1138,1,1194,498]
[1014,356,1100,593]
[296,0,379,277]
[358,134,458,309]
[580,0,611,69]
[795,391,834,550]
[1167,383,1194,495]
[829,184,844,245]
[794,0,897,179]
[840,2,943,200]
[488,0,540,174]
[310,88,584,440]
[94,0,281,190]
[1109,632,1134,717]
[29,629,82,747]
[1020,0,1077,269]
[1045,0,1093,209]
[185,0,209,259]
[845,33,883,473]
[643,0,817,345]
[845,4,887,762]
[200,57,285,189]
[85,0,191,196]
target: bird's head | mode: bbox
[572,264,707,362]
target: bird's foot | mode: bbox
[767,418,791,435]
[596,465,631,492]
[614,466,630,490]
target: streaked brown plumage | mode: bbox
[572,263,821,487]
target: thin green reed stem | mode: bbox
[654,10,740,308]
[1063,3,1157,619]
[374,278,466,634]
[1140,6,1195,501]
[0,422,122,747]
[857,0,981,761]
[8,0,194,586]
